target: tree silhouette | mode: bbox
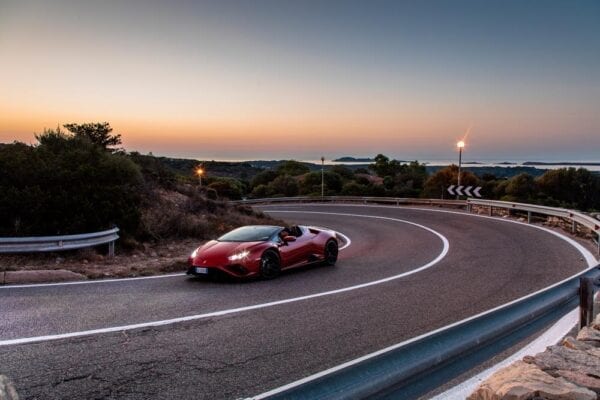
[63,122,122,151]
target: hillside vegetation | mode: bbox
[0,123,280,241]
[2,122,599,244]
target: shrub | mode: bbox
[0,132,142,236]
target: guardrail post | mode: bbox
[108,241,115,257]
[572,220,576,233]
[489,206,493,217]
[579,276,595,329]
[527,211,531,224]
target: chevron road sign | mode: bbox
[447,185,482,197]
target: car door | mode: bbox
[278,234,310,267]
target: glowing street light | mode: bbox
[195,166,204,188]
[456,140,465,198]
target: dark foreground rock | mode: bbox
[0,375,19,400]
[469,313,600,399]
[467,360,596,400]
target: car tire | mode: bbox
[324,239,338,266]
[260,250,281,279]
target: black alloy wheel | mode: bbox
[260,250,281,279]
[324,239,338,266]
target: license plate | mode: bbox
[194,267,208,274]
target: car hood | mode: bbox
[192,240,264,264]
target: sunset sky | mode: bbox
[1,0,598,161]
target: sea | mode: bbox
[301,160,600,172]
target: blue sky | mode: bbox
[1,0,598,161]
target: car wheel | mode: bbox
[260,250,281,279]
[324,239,338,266]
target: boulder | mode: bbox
[556,370,600,395]
[577,327,600,347]
[467,360,596,400]
[525,345,599,377]
[562,337,600,358]
[0,375,19,400]
[593,313,600,331]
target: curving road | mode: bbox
[0,204,590,399]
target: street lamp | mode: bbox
[195,166,204,188]
[320,156,325,198]
[456,140,465,198]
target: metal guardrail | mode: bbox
[237,196,600,254]
[0,227,119,256]
[235,196,465,207]
[467,198,600,255]
[259,266,600,400]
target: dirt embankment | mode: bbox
[0,238,202,279]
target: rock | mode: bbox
[150,251,158,258]
[0,375,19,400]
[526,345,600,376]
[593,313,600,330]
[467,360,596,400]
[577,327,600,347]
[55,256,65,264]
[562,337,600,358]
[82,259,88,264]
[556,370,600,394]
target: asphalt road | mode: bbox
[0,204,589,399]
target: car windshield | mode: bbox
[217,226,281,242]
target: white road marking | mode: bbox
[0,273,187,289]
[0,213,448,346]
[248,204,597,400]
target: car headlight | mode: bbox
[190,248,199,258]
[228,250,250,261]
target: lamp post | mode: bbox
[320,156,325,198]
[196,166,204,188]
[456,140,465,199]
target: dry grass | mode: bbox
[0,185,286,279]
[0,239,200,278]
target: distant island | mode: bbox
[333,157,375,162]
[523,161,600,166]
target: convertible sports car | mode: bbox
[187,225,339,279]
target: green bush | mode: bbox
[0,130,142,236]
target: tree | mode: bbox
[250,170,278,188]
[63,122,122,151]
[270,175,299,197]
[536,168,600,210]
[341,182,368,196]
[0,130,142,236]
[503,173,536,202]
[208,178,243,200]
[276,160,310,176]
[369,154,403,178]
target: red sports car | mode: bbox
[187,225,339,279]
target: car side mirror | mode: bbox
[283,236,296,242]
